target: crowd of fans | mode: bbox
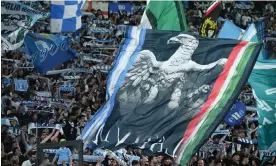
[1,1,276,166]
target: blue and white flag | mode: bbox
[224,102,246,126]
[217,20,244,40]
[1,1,49,50]
[50,0,84,33]
[1,118,11,126]
[24,32,77,73]
[237,138,258,145]
[14,79,28,92]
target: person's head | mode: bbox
[141,156,149,166]
[157,155,163,163]
[13,147,21,156]
[215,160,223,166]
[72,160,79,166]
[241,154,249,164]
[12,155,19,164]
[29,151,36,163]
[132,160,140,166]
[162,157,173,166]
[232,153,240,164]
[29,135,37,144]
[149,156,157,165]
[198,159,205,166]
[109,158,118,166]
[208,156,215,165]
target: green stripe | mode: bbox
[174,0,188,31]
[146,9,157,29]
[144,0,187,31]
[180,43,259,165]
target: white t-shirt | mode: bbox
[21,160,33,166]
[241,15,252,27]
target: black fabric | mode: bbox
[199,2,223,38]
[91,29,262,159]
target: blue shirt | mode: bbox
[55,147,72,164]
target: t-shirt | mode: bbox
[21,160,33,166]
[55,147,72,164]
[241,15,252,27]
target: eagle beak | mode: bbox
[167,37,181,44]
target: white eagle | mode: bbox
[122,34,227,109]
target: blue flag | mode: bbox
[24,32,77,73]
[217,20,244,40]
[224,102,246,126]
[14,79,28,92]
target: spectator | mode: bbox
[21,151,36,166]
[51,140,73,166]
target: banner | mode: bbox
[235,1,254,9]
[1,1,49,50]
[108,2,132,14]
[139,0,188,31]
[199,0,222,38]
[217,20,244,40]
[249,62,276,161]
[24,32,77,73]
[81,26,262,165]
[50,0,84,33]
[224,102,246,126]
[14,79,28,92]
[82,1,108,18]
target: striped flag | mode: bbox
[139,0,188,31]
[237,138,258,144]
[81,27,262,165]
[199,0,222,38]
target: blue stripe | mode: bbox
[104,28,146,124]
[81,28,132,136]
[81,27,146,138]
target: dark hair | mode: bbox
[132,160,140,165]
[148,156,155,163]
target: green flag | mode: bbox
[139,0,188,31]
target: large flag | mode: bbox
[249,61,276,160]
[1,1,49,50]
[24,32,77,73]
[199,0,222,38]
[81,26,262,165]
[50,0,84,33]
[139,0,188,31]
[217,20,244,40]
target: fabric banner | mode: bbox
[14,79,28,92]
[50,0,84,33]
[82,1,108,18]
[1,1,49,50]
[217,20,244,40]
[235,1,254,9]
[249,62,276,160]
[199,0,222,38]
[24,32,77,73]
[224,102,246,126]
[108,2,132,14]
[237,138,258,145]
[81,26,262,165]
[139,0,188,31]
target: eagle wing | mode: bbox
[119,50,162,104]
